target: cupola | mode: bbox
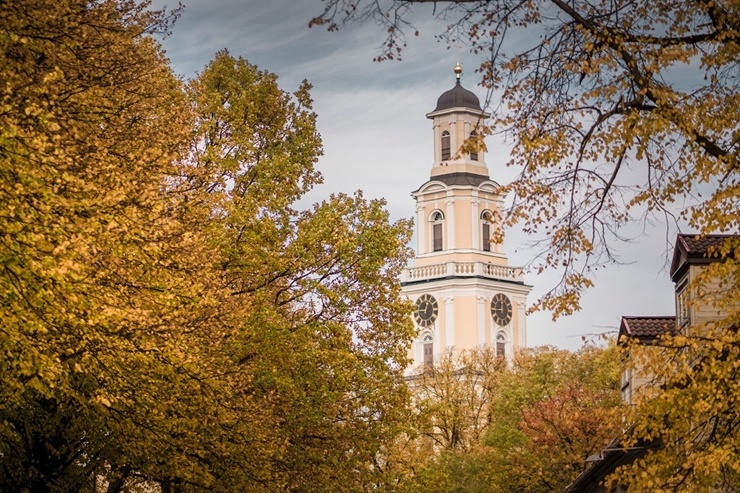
[426,64,490,174]
[432,63,483,112]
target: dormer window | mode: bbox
[470,130,478,161]
[431,211,444,252]
[481,210,493,252]
[441,131,451,161]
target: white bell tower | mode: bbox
[401,65,531,371]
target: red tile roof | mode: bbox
[619,316,676,344]
[677,234,731,255]
[670,234,737,281]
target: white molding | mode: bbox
[416,204,425,255]
[471,199,480,252]
[445,199,455,250]
[444,296,455,349]
[477,295,487,346]
[518,301,527,348]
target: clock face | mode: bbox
[414,294,439,327]
[490,293,513,326]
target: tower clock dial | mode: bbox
[490,293,513,326]
[414,294,439,327]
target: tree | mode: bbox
[613,258,740,492]
[310,0,739,313]
[179,50,416,492]
[310,2,740,489]
[387,348,506,493]
[0,0,199,489]
[1,2,416,491]
[483,346,622,493]
[410,348,505,452]
[395,346,621,493]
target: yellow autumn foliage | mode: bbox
[311,0,740,490]
[0,2,416,492]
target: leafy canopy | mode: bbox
[310,5,740,488]
[394,346,621,493]
[0,1,416,492]
[311,0,740,316]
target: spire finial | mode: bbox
[453,40,463,80]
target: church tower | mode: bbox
[401,65,531,370]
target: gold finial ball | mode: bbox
[454,62,463,77]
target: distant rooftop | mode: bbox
[677,234,733,255]
[432,80,483,113]
[670,233,738,281]
[619,316,676,344]
[433,172,489,187]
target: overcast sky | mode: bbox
[151,0,681,350]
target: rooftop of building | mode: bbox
[670,233,738,281]
[431,64,484,113]
[432,80,482,112]
[618,316,676,344]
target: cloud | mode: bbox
[151,0,680,350]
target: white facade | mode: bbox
[402,70,532,371]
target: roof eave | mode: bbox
[425,107,490,119]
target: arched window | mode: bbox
[423,333,434,367]
[441,131,451,160]
[496,331,506,359]
[431,211,444,252]
[470,130,479,161]
[481,210,493,252]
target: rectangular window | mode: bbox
[677,280,690,328]
[441,132,451,161]
[424,343,433,367]
[433,223,443,251]
[621,369,632,405]
[482,223,490,251]
[496,341,505,359]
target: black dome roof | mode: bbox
[433,80,482,112]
